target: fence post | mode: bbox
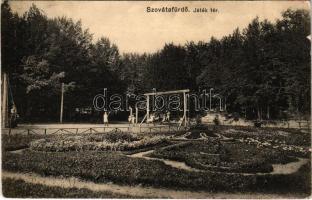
[298,122,301,129]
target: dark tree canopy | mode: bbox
[2,1,310,122]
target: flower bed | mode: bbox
[2,150,251,191]
[148,140,297,173]
[3,149,310,194]
[2,134,51,151]
[2,178,138,198]
[219,126,311,147]
[30,132,168,152]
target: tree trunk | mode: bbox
[257,105,261,120]
[266,106,270,120]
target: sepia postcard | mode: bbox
[1,0,311,198]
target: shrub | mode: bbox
[30,132,168,152]
[2,178,140,198]
[0,150,265,191]
[213,117,220,125]
[148,140,299,173]
[88,132,140,143]
[2,134,50,151]
[3,150,310,194]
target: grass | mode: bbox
[3,149,243,191]
[2,178,142,198]
[2,126,311,196]
[148,140,298,173]
[254,162,311,195]
[29,132,168,152]
[2,148,311,194]
[2,133,51,151]
[216,125,311,147]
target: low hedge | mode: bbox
[253,162,311,194]
[3,148,310,194]
[2,178,141,198]
[218,126,311,147]
[30,132,168,152]
[1,150,260,192]
[148,140,298,173]
[2,134,50,151]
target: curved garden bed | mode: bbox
[147,140,299,173]
[30,131,168,152]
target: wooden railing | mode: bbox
[1,124,188,135]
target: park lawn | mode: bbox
[3,149,251,191]
[147,140,298,173]
[2,178,142,198]
[216,126,311,147]
[2,148,311,195]
[2,126,311,196]
[2,133,51,151]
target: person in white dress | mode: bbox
[103,112,109,126]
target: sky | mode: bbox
[10,1,310,54]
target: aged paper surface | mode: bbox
[1,0,311,198]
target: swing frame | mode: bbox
[140,89,190,128]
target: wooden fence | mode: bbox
[1,124,188,135]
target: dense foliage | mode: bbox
[29,132,167,152]
[2,178,139,198]
[2,1,310,121]
[2,126,311,195]
[148,140,298,173]
[3,148,310,194]
[2,133,50,151]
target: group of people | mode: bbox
[146,111,170,124]
[102,110,171,126]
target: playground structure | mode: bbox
[139,89,190,129]
[1,84,192,132]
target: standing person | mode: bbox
[166,111,170,122]
[9,104,18,128]
[128,114,134,125]
[103,111,109,126]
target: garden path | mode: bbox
[127,148,309,175]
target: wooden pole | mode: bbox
[129,106,133,116]
[209,89,212,111]
[146,95,150,121]
[144,89,190,96]
[60,83,64,123]
[183,92,187,127]
[219,97,222,111]
[1,73,9,128]
[135,106,138,124]
[224,97,227,111]
[129,106,133,125]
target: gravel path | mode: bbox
[127,148,309,175]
